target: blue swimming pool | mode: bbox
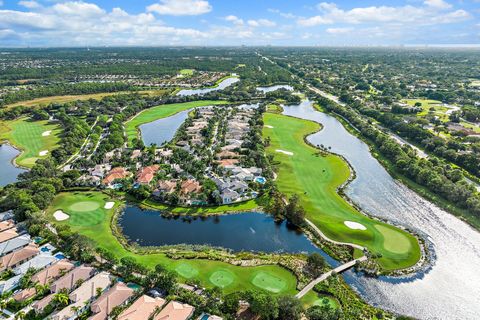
[254,176,266,184]
[55,253,66,260]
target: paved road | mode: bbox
[296,256,368,299]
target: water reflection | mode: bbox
[0,144,27,186]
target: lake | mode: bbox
[140,109,190,146]
[0,144,27,186]
[282,100,480,320]
[176,77,240,97]
[257,85,293,93]
[119,206,337,263]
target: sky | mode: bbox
[0,0,478,47]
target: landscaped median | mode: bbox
[46,191,298,295]
[0,117,61,168]
[262,112,421,271]
[124,100,230,146]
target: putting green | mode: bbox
[375,224,412,254]
[263,112,421,270]
[209,269,235,288]
[175,263,199,279]
[69,201,101,212]
[251,272,287,293]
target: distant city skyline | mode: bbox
[0,0,478,47]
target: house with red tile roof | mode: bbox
[153,301,195,320]
[117,295,166,320]
[0,244,39,272]
[89,282,135,320]
[136,165,160,185]
[102,167,131,186]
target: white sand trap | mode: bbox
[39,150,48,156]
[53,210,69,221]
[275,149,293,156]
[265,125,274,128]
[104,202,115,209]
[344,221,367,230]
[42,130,52,137]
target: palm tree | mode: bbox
[15,311,26,320]
[35,283,50,296]
[53,292,70,307]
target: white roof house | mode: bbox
[14,253,57,275]
[0,274,22,295]
[0,234,31,257]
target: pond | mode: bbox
[282,100,480,320]
[140,109,190,146]
[176,77,240,97]
[0,144,27,186]
[256,85,293,93]
[119,206,337,264]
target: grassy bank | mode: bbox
[263,112,421,271]
[46,192,298,295]
[0,117,61,168]
[124,100,229,146]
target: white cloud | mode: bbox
[224,15,244,26]
[147,0,211,16]
[298,2,470,26]
[247,19,276,27]
[18,1,40,9]
[424,0,452,10]
[53,1,104,17]
[326,27,353,34]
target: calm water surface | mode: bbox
[140,109,190,146]
[119,206,337,263]
[177,77,239,96]
[257,85,293,93]
[0,144,26,186]
[283,100,480,320]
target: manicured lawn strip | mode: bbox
[0,118,61,168]
[262,113,420,270]
[124,100,229,146]
[5,90,169,110]
[140,197,262,215]
[300,291,338,309]
[179,69,195,76]
[46,192,298,295]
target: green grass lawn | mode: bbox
[46,192,298,295]
[0,117,61,168]
[124,100,229,146]
[179,69,195,76]
[403,98,450,122]
[300,291,338,309]
[263,113,421,271]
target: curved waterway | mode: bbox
[176,77,239,96]
[0,144,27,186]
[282,100,480,320]
[257,85,293,93]
[119,206,336,263]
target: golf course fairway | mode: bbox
[46,192,298,295]
[0,117,61,168]
[125,100,229,146]
[263,112,421,271]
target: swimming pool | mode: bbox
[254,176,266,184]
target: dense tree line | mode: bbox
[318,96,480,218]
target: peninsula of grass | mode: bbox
[262,113,421,271]
[125,100,229,146]
[46,192,298,295]
[0,117,61,168]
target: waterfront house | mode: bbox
[118,295,166,320]
[102,167,131,186]
[136,165,160,185]
[220,189,240,204]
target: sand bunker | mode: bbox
[275,149,293,156]
[42,131,52,137]
[39,150,48,156]
[53,210,70,221]
[344,221,367,230]
[104,202,115,209]
[265,125,274,128]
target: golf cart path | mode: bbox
[305,219,365,251]
[295,255,367,298]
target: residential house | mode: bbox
[102,167,131,186]
[117,295,166,320]
[0,228,20,244]
[0,244,39,272]
[89,282,135,320]
[136,165,160,185]
[78,174,101,186]
[90,164,112,178]
[0,234,30,257]
[14,251,58,275]
[50,265,96,293]
[180,180,202,195]
[216,151,238,159]
[0,274,22,295]
[0,220,15,232]
[52,272,112,320]
[153,301,195,320]
[0,210,14,222]
[197,314,223,320]
[153,180,177,198]
[218,159,239,167]
[220,189,240,205]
